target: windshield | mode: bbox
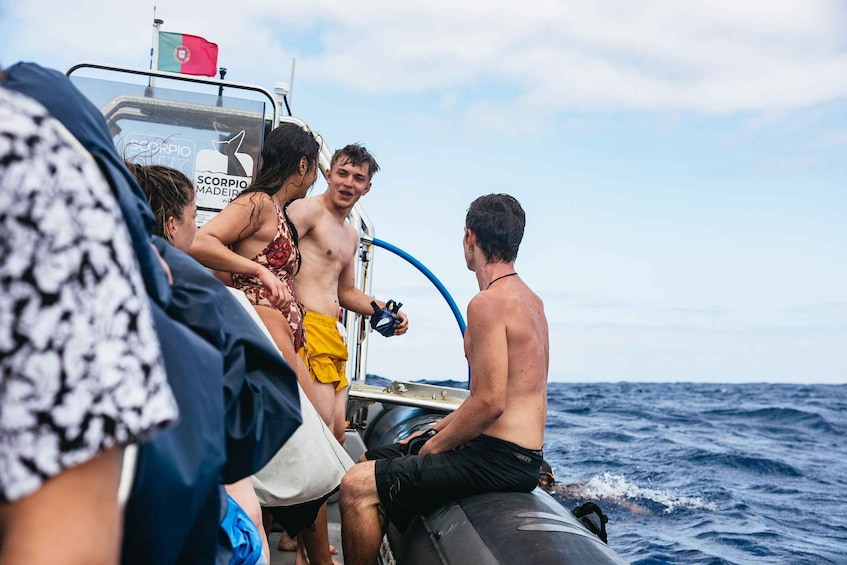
[69,71,270,225]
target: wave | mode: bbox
[554,472,717,514]
[703,406,838,433]
[687,451,802,477]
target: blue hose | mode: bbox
[372,238,470,387]
[372,238,466,336]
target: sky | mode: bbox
[2,0,845,383]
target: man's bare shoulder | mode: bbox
[287,194,322,214]
[287,195,324,232]
[468,284,546,329]
[467,291,505,325]
[343,220,358,240]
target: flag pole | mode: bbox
[217,67,227,107]
[150,9,164,92]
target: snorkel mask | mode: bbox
[370,299,403,337]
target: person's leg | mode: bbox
[297,505,342,565]
[310,379,338,431]
[339,460,385,565]
[333,386,348,445]
[0,445,123,565]
[294,532,309,564]
[253,305,316,403]
[225,478,270,563]
[297,380,342,563]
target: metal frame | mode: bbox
[66,61,280,126]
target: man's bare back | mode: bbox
[466,277,549,450]
[339,193,546,565]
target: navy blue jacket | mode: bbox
[3,62,302,564]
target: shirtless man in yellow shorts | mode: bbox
[288,143,408,443]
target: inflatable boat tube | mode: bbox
[366,406,629,564]
[390,489,629,565]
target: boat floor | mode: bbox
[269,499,344,565]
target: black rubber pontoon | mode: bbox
[365,406,629,565]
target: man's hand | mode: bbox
[398,428,427,448]
[400,428,437,455]
[417,437,439,456]
[393,310,409,335]
[257,267,292,308]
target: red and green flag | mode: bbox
[157,31,218,76]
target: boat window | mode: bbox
[69,72,270,225]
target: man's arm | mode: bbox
[0,447,124,564]
[420,294,507,454]
[337,224,409,333]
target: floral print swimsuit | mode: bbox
[231,199,305,350]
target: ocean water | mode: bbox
[543,382,847,564]
[402,380,847,564]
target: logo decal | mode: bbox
[174,45,191,64]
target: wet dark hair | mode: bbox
[126,162,194,243]
[234,123,320,274]
[238,122,320,200]
[330,143,380,180]
[465,194,525,263]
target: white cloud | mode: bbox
[3,0,846,116]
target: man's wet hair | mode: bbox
[465,193,525,263]
[331,143,380,180]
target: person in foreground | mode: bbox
[0,86,177,563]
[339,193,548,565]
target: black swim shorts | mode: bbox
[365,434,542,532]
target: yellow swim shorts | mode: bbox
[297,310,349,392]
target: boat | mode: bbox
[64,61,629,565]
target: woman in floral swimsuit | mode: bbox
[230,198,306,350]
[191,122,319,396]
[192,123,343,564]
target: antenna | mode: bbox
[288,57,296,109]
[274,82,291,121]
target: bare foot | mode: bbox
[329,545,339,555]
[278,530,298,552]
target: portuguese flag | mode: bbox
[157,32,219,76]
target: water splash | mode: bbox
[566,473,718,514]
